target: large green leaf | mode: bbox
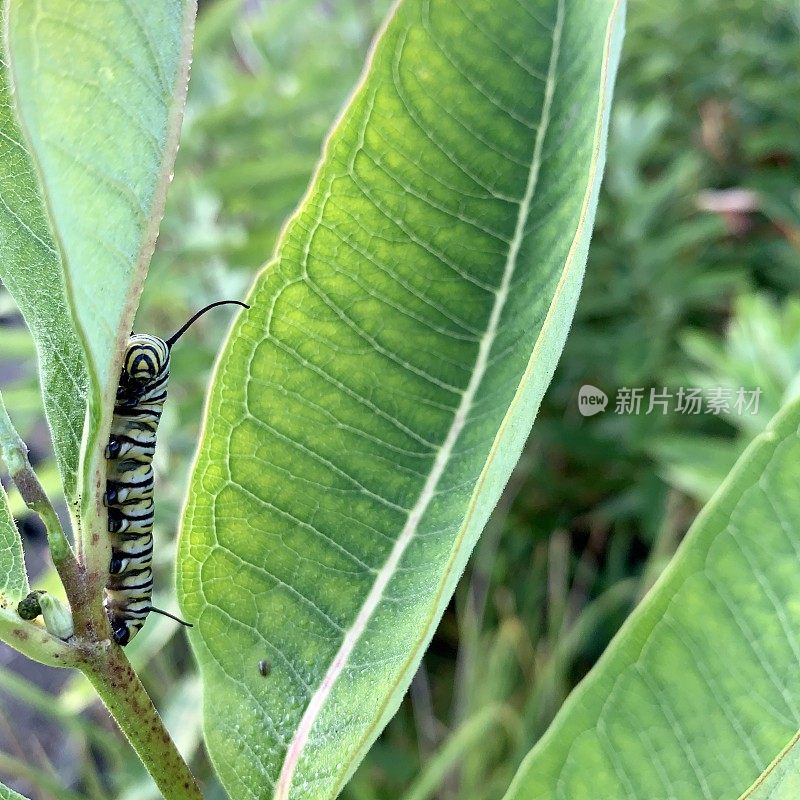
[179,0,625,796]
[504,397,800,800]
[0,6,85,502]
[5,0,196,507]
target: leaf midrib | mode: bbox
[273,1,565,795]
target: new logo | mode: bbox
[578,384,608,416]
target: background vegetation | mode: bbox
[0,0,798,797]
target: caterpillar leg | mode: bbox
[106,499,154,535]
[104,594,148,646]
[109,537,153,575]
[105,428,157,460]
[107,508,126,534]
[106,436,122,459]
[111,621,131,646]
[105,464,154,505]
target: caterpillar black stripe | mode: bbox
[104,300,249,646]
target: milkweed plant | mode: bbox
[2,2,799,800]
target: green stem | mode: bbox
[80,645,203,800]
[0,605,73,667]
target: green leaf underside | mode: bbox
[0,6,86,502]
[179,0,624,798]
[0,481,26,601]
[6,0,194,494]
[0,784,29,800]
[504,399,800,800]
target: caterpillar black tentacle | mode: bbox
[104,300,249,646]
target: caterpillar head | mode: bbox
[122,334,170,385]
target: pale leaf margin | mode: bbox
[740,729,800,800]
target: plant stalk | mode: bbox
[80,644,203,800]
[0,605,74,667]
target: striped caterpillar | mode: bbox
[104,300,248,645]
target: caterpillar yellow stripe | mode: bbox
[104,301,248,646]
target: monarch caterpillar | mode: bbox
[105,300,248,646]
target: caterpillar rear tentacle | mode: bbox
[103,300,249,646]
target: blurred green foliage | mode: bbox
[1,0,799,797]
